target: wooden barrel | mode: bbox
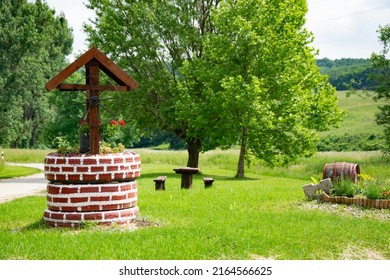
[322,162,360,183]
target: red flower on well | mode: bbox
[119,119,125,127]
[110,120,118,126]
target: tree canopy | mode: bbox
[0,0,73,148]
[85,0,221,167]
[85,0,343,175]
[370,24,390,153]
[178,0,343,176]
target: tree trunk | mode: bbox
[186,138,201,168]
[236,127,247,178]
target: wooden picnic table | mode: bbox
[173,167,199,189]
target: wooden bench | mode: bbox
[154,176,167,190]
[203,177,214,188]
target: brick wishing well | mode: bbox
[43,47,140,227]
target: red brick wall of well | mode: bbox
[42,152,141,227]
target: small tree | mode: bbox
[370,24,390,153]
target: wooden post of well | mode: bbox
[85,59,100,155]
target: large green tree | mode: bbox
[85,0,220,167]
[0,0,72,148]
[179,0,343,177]
[371,24,390,153]
[86,0,342,173]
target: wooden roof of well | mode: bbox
[46,47,138,92]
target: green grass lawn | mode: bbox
[0,161,41,179]
[0,90,388,260]
[0,149,389,260]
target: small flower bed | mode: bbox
[331,174,390,200]
[317,174,390,209]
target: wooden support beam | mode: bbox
[86,59,100,155]
[57,84,130,92]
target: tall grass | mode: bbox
[252,151,389,181]
[0,148,53,163]
[1,147,389,181]
[136,148,389,182]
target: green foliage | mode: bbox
[329,174,390,200]
[316,58,375,90]
[44,72,85,148]
[85,0,343,173]
[331,180,358,197]
[357,174,390,200]
[55,136,79,155]
[85,0,219,167]
[364,184,383,200]
[317,133,384,152]
[100,141,125,154]
[0,0,73,148]
[370,24,390,153]
[178,0,343,175]
[317,91,385,151]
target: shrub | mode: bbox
[331,179,358,197]
[357,174,390,199]
[364,183,383,199]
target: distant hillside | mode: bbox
[317,91,384,151]
[316,58,375,91]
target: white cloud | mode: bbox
[306,0,390,58]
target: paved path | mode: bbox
[0,163,47,203]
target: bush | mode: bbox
[316,133,385,152]
[357,173,390,199]
[364,183,383,199]
[331,179,358,197]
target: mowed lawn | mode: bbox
[0,149,389,260]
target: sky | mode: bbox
[30,0,390,60]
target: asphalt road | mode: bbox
[0,163,47,203]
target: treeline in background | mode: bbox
[316,58,375,91]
